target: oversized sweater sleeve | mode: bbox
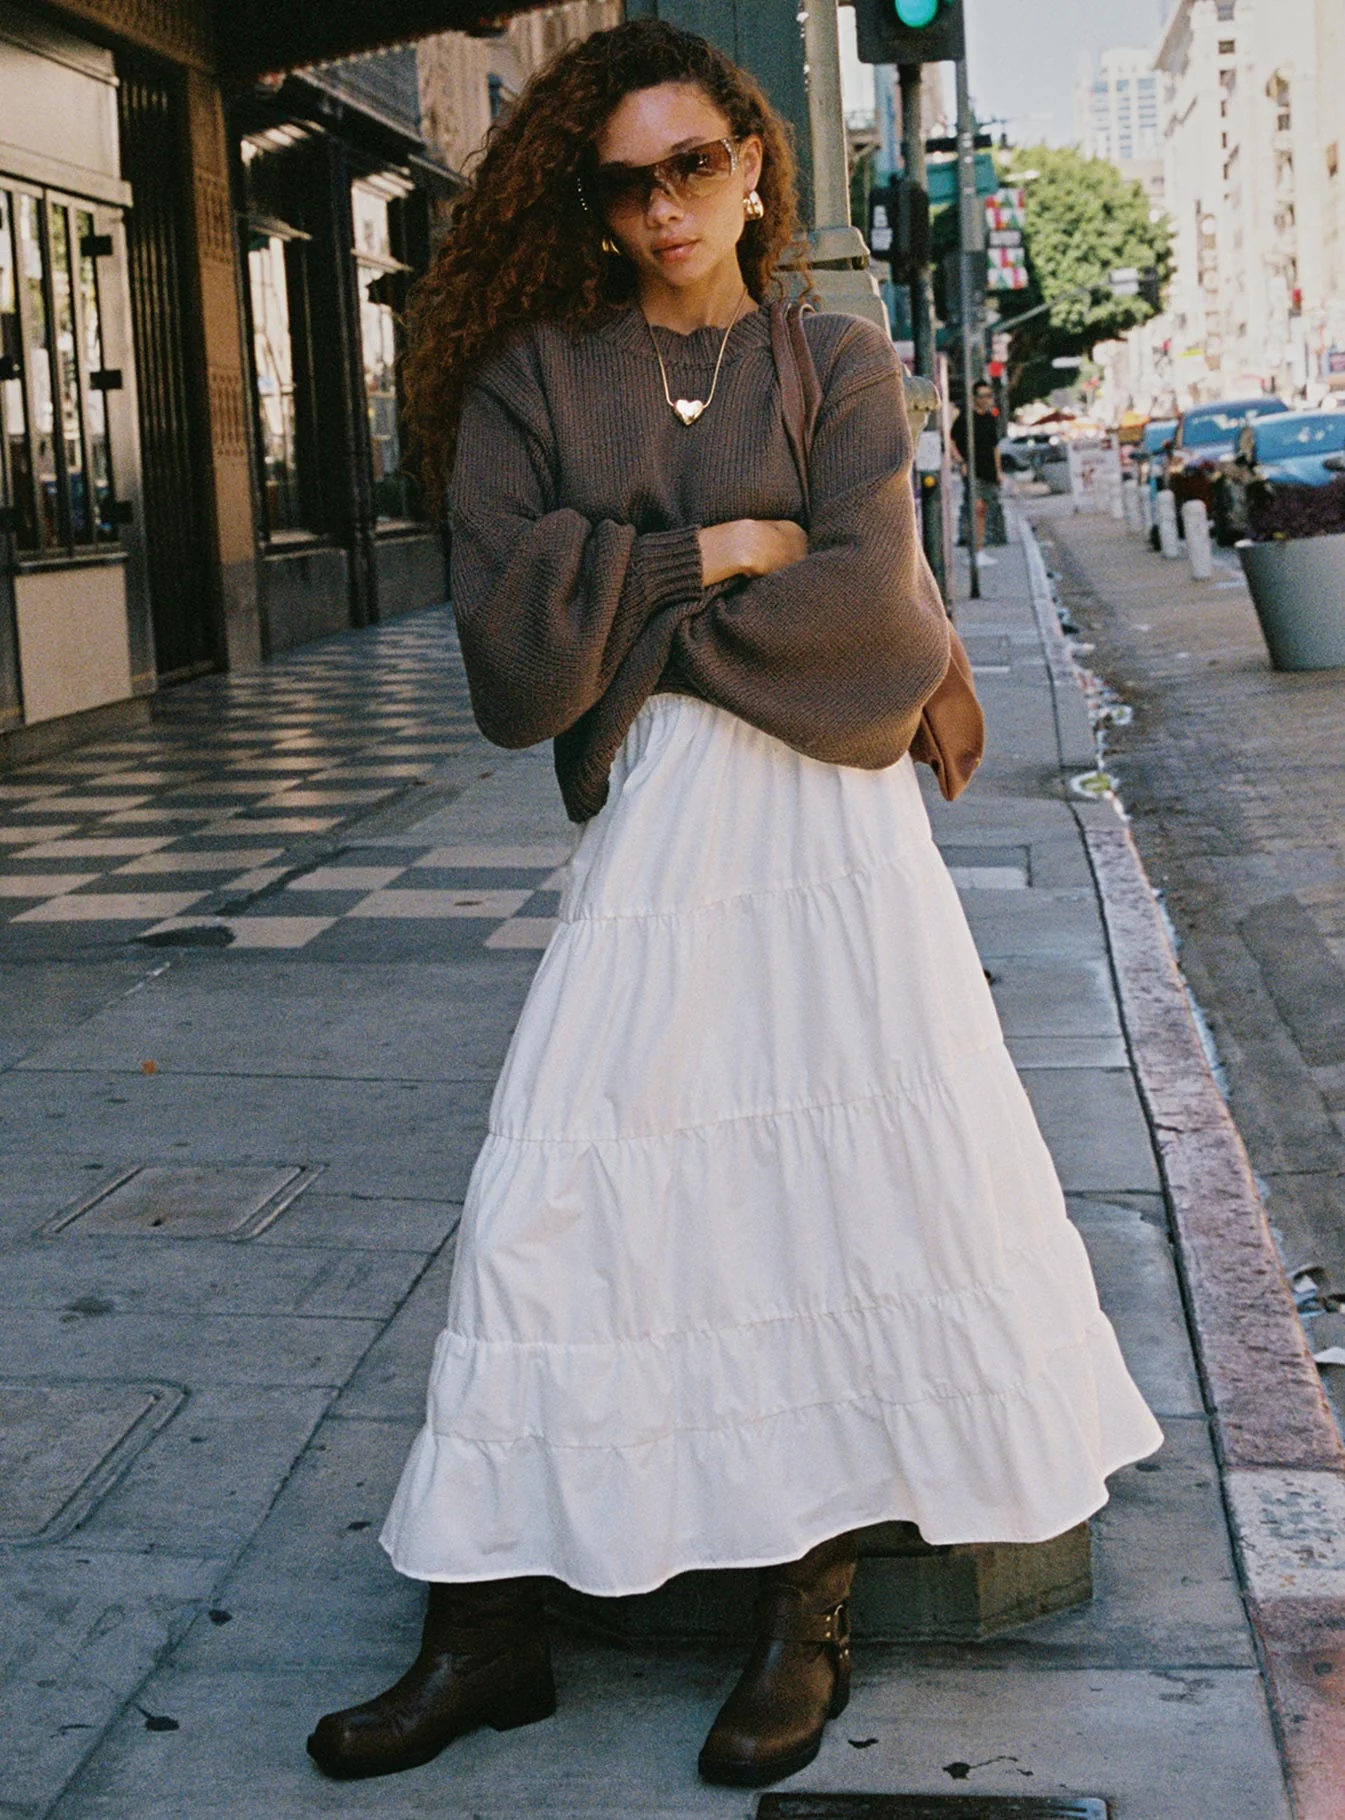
[447,342,705,749]
[665,319,951,766]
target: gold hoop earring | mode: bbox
[601,235,621,256]
[744,190,765,221]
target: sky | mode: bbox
[839,0,1169,146]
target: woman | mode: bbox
[308,19,1161,1790]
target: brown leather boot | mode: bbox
[306,1578,555,1779]
[698,1532,857,1787]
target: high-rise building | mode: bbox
[1156,0,1345,401]
[1076,47,1166,206]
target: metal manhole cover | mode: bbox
[46,1164,319,1239]
[757,1802,1109,1819]
[0,1382,184,1542]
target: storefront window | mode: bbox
[77,210,115,541]
[49,206,88,540]
[0,191,37,550]
[1,185,118,555]
[352,178,415,522]
[18,192,57,548]
[247,230,304,533]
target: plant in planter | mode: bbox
[1237,463,1345,671]
[1245,472,1345,543]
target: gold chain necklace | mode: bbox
[645,286,748,425]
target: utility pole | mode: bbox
[899,63,945,597]
[954,50,984,599]
[798,1,888,329]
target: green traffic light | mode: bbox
[894,0,941,24]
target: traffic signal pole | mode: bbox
[899,62,946,598]
[955,51,984,600]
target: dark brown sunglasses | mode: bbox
[586,138,739,218]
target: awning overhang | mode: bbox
[216,1,550,83]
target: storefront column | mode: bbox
[183,67,262,670]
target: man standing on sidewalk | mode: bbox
[952,379,1007,548]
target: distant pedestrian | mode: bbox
[952,379,1007,546]
[307,17,1160,1793]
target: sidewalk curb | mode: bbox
[1018,511,1345,1820]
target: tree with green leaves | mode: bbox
[981,145,1173,409]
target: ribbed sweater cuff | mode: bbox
[636,525,704,612]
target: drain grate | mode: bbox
[46,1164,320,1239]
[0,1381,184,1542]
[757,1801,1109,1819]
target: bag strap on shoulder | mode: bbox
[770,298,821,523]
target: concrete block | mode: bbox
[556,1530,1091,1647]
[1021,1070,1161,1194]
[46,1657,1291,1820]
[1007,1037,1130,1070]
[168,1413,423,1672]
[73,1385,334,1558]
[1,1549,222,1817]
[0,1154,131,1243]
[958,892,1108,964]
[253,1191,460,1254]
[853,1525,1092,1641]
[0,1380,182,1542]
[0,1069,493,1204]
[0,1234,426,1321]
[375,749,573,850]
[0,960,150,1070]
[331,1242,457,1424]
[1026,835,1094,890]
[1069,1202,1205,1418]
[990,955,1122,1041]
[994,1419,1253,1669]
[0,1308,383,1390]
[16,959,533,1084]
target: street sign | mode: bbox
[991,331,1011,362]
[985,189,1028,291]
[1052,355,1084,369]
[925,150,997,206]
[867,178,930,282]
[1110,266,1140,296]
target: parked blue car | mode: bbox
[1211,411,1345,544]
[1137,417,1178,508]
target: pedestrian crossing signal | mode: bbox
[855,0,966,64]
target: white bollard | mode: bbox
[1182,498,1213,580]
[1122,476,1142,533]
[1157,489,1182,559]
[1139,482,1154,534]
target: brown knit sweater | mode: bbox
[447,302,951,822]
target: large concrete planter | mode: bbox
[1236,531,1345,670]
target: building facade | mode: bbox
[1075,46,1166,209]
[0,0,614,770]
[1155,0,1345,403]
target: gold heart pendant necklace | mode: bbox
[646,286,748,426]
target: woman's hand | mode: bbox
[698,519,808,587]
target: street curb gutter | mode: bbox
[1017,512,1345,1820]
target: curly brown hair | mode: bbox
[401,18,810,502]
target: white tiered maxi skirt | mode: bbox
[381,693,1162,1597]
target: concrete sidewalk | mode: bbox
[0,527,1297,1818]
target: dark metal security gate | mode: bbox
[117,62,218,682]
